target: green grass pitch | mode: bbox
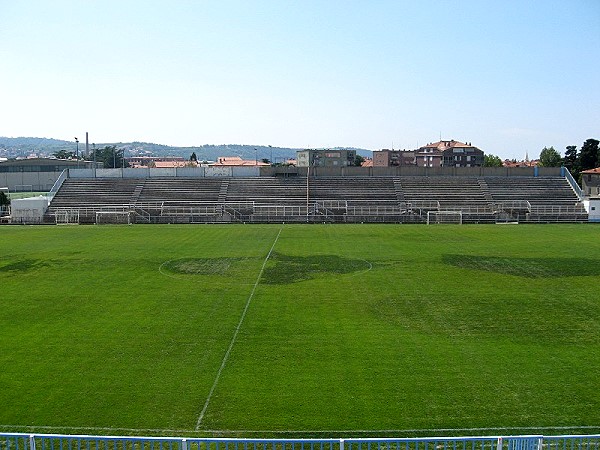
[0,224,599,437]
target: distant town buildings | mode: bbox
[372,140,484,168]
[416,140,484,167]
[373,150,415,167]
[296,149,357,167]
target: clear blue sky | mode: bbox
[1,0,598,159]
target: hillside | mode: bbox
[0,137,372,162]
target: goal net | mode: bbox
[427,210,463,225]
[55,209,80,225]
[95,211,132,225]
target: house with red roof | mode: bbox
[415,140,484,167]
[581,167,600,197]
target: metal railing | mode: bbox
[1,434,599,450]
[47,169,69,203]
[561,167,584,201]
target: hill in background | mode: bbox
[0,137,372,162]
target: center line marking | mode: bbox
[195,226,283,430]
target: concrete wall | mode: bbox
[206,167,233,177]
[95,169,122,178]
[123,168,150,178]
[149,168,177,177]
[0,172,64,191]
[6,165,563,192]
[232,167,260,177]
[71,169,95,178]
[176,167,205,177]
[303,166,552,177]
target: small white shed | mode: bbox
[10,196,49,224]
[586,197,600,222]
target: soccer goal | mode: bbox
[95,211,133,225]
[55,209,80,225]
[14,184,33,193]
[427,210,463,225]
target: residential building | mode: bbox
[296,149,356,167]
[372,149,416,167]
[415,140,484,167]
[581,167,600,197]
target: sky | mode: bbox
[1,0,599,160]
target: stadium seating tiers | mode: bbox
[45,175,588,224]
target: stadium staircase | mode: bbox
[43,174,588,224]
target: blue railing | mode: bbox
[561,166,584,201]
[1,434,599,450]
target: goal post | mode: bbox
[14,184,33,193]
[95,211,133,225]
[55,209,80,225]
[427,210,463,225]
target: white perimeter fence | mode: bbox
[1,433,599,450]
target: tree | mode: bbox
[53,149,75,159]
[484,154,503,167]
[579,138,599,171]
[91,145,128,169]
[563,145,579,176]
[354,154,365,166]
[0,191,10,207]
[538,146,562,167]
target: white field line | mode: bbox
[195,227,283,430]
[1,424,599,436]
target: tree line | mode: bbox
[485,138,599,179]
[53,145,128,169]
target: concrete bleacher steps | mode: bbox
[45,175,588,224]
[486,176,587,222]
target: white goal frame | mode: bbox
[14,184,33,193]
[95,211,133,225]
[427,210,463,225]
[55,209,80,225]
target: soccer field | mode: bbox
[0,224,599,437]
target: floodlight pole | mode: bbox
[92,143,97,177]
[74,137,79,168]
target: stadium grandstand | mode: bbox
[32,165,588,225]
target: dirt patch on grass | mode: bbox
[261,252,371,284]
[0,259,50,273]
[160,257,250,277]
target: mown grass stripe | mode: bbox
[195,227,283,430]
